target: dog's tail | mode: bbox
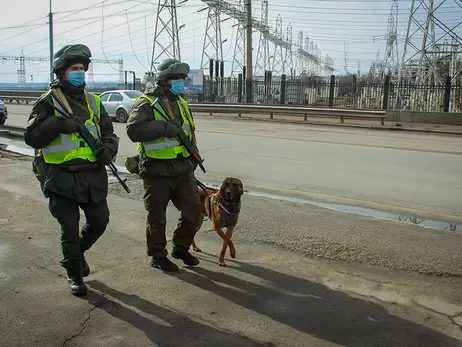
[196,179,213,220]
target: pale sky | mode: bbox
[0,0,460,83]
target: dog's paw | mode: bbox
[230,247,236,259]
[219,261,226,266]
[193,247,202,252]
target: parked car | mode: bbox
[98,90,143,123]
[0,99,7,126]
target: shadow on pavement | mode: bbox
[173,259,460,347]
[85,280,275,347]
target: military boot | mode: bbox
[171,248,200,266]
[150,256,179,272]
[68,276,88,296]
[81,253,90,277]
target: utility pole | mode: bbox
[245,0,252,103]
[48,0,54,83]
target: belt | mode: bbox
[59,163,100,172]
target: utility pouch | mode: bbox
[32,152,49,184]
[124,155,140,175]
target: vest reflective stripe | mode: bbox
[144,139,180,150]
[142,122,191,151]
[137,95,194,159]
[41,92,101,164]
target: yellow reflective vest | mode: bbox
[40,91,102,164]
[136,95,194,160]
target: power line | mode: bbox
[0,0,155,56]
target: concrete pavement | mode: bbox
[1,152,462,346]
[5,104,462,221]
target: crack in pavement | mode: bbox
[62,299,111,347]
[318,274,462,334]
[411,300,462,329]
[348,290,462,333]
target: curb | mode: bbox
[195,114,462,136]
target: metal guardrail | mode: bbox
[0,90,386,125]
[0,125,24,137]
[189,103,386,125]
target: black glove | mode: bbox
[94,146,114,166]
[57,117,77,134]
[164,121,181,138]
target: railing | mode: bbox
[0,125,24,137]
[188,103,385,125]
[0,91,385,125]
[197,74,462,113]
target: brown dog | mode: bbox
[193,177,244,266]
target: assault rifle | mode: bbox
[150,98,206,173]
[36,90,131,193]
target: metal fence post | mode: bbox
[221,61,225,98]
[242,66,246,96]
[280,74,287,104]
[444,75,451,112]
[237,74,243,104]
[382,74,390,110]
[329,75,335,107]
[246,79,253,103]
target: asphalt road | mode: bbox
[1,155,461,346]
[5,104,462,219]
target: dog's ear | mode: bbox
[220,180,228,193]
[238,180,244,195]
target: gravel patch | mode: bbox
[109,177,462,277]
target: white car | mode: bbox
[99,90,143,123]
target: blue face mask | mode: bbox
[170,79,185,95]
[68,71,85,87]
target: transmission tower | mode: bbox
[272,14,285,76]
[383,0,399,79]
[200,2,223,75]
[399,0,462,85]
[255,0,270,76]
[18,49,26,83]
[284,24,293,76]
[1,54,124,84]
[201,0,292,78]
[295,31,305,75]
[322,54,335,76]
[231,0,246,77]
[344,42,351,75]
[150,0,181,72]
[304,37,311,74]
[88,62,95,88]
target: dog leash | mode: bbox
[196,179,208,192]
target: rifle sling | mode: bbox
[53,88,73,116]
[151,98,197,145]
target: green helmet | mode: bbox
[155,58,190,81]
[52,44,92,74]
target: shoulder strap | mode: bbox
[148,97,171,122]
[163,98,175,121]
[53,88,73,116]
[85,92,100,119]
